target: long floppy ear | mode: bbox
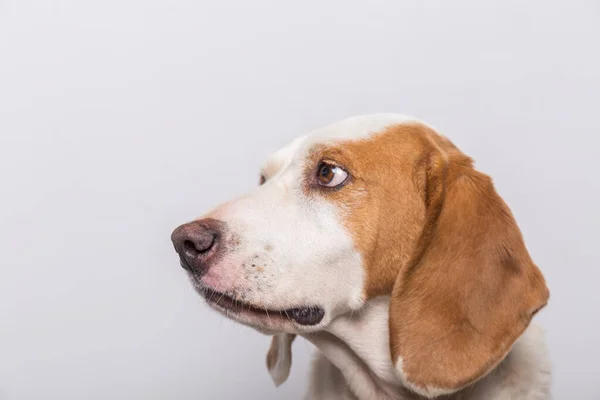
[266,333,296,387]
[389,139,549,398]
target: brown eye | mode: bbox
[317,162,348,188]
[259,175,266,185]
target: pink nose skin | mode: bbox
[171,218,226,275]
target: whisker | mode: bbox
[283,309,291,322]
[216,290,225,305]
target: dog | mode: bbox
[171,114,551,399]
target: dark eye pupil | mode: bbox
[318,163,337,184]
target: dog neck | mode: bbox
[303,296,409,399]
[302,297,551,400]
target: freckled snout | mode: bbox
[171,218,225,274]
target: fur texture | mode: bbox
[172,114,551,399]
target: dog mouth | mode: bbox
[198,286,325,326]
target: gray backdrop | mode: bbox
[1,0,598,399]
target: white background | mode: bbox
[1,1,599,399]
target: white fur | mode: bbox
[260,134,307,181]
[307,114,418,143]
[204,176,365,332]
[395,358,456,398]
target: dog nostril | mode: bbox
[182,234,216,260]
[183,240,200,258]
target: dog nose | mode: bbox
[171,219,223,273]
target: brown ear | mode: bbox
[266,333,296,387]
[389,139,549,398]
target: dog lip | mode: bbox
[200,287,325,326]
[287,307,325,326]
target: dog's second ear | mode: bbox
[266,333,296,387]
[389,142,549,398]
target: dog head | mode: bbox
[171,114,549,397]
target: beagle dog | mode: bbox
[171,114,551,399]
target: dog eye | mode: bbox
[317,162,348,188]
[259,175,266,185]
